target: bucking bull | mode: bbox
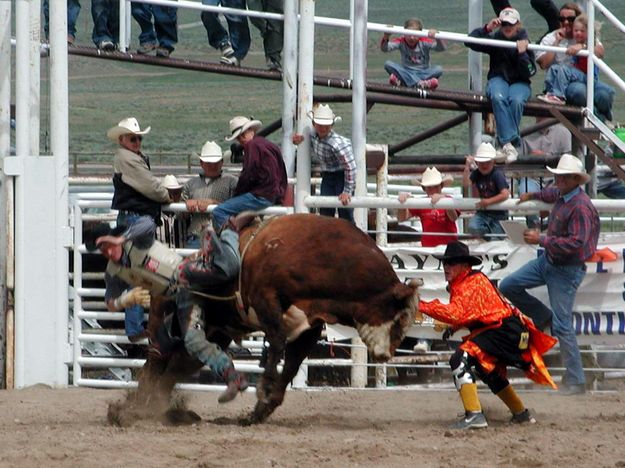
[112,213,421,425]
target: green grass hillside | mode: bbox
[34,0,625,165]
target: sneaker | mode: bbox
[451,411,488,430]
[98,40,115,52]
[537,93,565,105]
[220,42,235,58]
[496,142,518,164]
[389,73,401,87]
[417,78,439,90]
[412,339,430,354]
[220,55,240,66]
[218,369,249,404]
[267,57,282,72]
[510,409,537,424]
[137,42,157,55]
[67,35,75,46]
[156,47,172,58]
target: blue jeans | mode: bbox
[468,211,505,240]
[565,80,615,122]
[598,179,625,199]
[212,192,272,230]
[131,1,178,50]
[544,64,587,98]
[185,234,201,249]
[499,254,586,386]
[486,76,530,146]
[43,0,81,39]
[320,171,354,223]
[91,0,119,45]
[383,61,443,87]
[516,177,541,228]
[200,0,250,60]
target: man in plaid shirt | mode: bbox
[499,154,599,396]
[293,104,356,222]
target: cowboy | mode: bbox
[499,154,600,396]
[420,241,557,429]
[181,141,238,248]
[292,104,356,222]
[86,215,249,403]
[107,117,173,227]
[212,116,287,230]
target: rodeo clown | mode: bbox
[85,215,249,403]
[419,241,557,430]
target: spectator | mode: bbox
[419,241,557,430]
[86,215,249,403]
[43,0,81,45]
[91,0,119,51]
[181,141,238,248]
[466,8,537,164]
[201,0,250,66]
[292,104,356,223]
[463,142,510,240]
[212,116,287,230]
[131,0,178,57]
[535,3,614,122]
[248,0,284,71]
[489,0,560,34]
[597,138,625,199]
[499,154,600,396]
[107,117,173,227]
[380,18,446,90]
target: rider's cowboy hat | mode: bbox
[417,167,454,187]
[106,117,151,141]
[433,241,482,266]
[225,116,262,142]
[547,153,591,184]
[474,142,497,162]
[162,174,182,190]
[308,104,342,126]
[197,141,223,163]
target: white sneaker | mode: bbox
[413,339,431,354]
[496,142,518,164]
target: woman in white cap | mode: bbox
[107,117,173,227]
[465,8,537,164]
[292,104,356,223]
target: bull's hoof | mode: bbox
[163,408,202,426]
[239,412,264,426]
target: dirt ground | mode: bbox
[1,386,625,467]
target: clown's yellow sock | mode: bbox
[459,383,481,413]
[496,385,525,414]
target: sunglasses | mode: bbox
[500,21,515,27]
[559,15,577,23]
[128,135,143,143]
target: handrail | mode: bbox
[593,0,625,35]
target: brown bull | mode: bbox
[120,213,420,425]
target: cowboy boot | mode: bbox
[218,366,249,404]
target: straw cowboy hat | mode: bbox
[547,153,591,184]
[197,141,223,163]
[106,117,151,141]
[499,7,521,24]
[308,104,341,126]
[225,116,262,142]
[417,167,453,187]
[162,174,182,190]
[474,142,497,162]
[433,241,482,266]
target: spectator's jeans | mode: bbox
[247,0,283,62]
[383,61,443,87]
[200,0,250,60]
[91,0,119,45]
[320,171,354,223]
[598,179,625,199]
[43,0,81,39]
[499,254,586,386]
[486,76,530,147]
[468,210,505,240]
[131,1,178,50]
[211,192,272,230]
[516,177,541,228]
[565,80,615,122]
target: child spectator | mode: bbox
[463,142,510,240]
[465,8,536,164]
[380,18,446,90]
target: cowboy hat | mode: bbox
[547,153,591,184]
[225,116,262,142]
[433,241,482,266]
[474,142,497,162]
[197,140,223,163]
[417,167,453,187]
[499,7,521,24]
[84,223,126,252]
[308,104,341,126]
[106,117,151,141]
[162,174,182,190]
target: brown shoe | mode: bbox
[218,368,249,404]
[128,330,150,343]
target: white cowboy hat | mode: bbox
[308,104,341,126]
[474,142,497,162]
[417,167,453,187]
[547,153,591,184]
[162,174,182,190]
[225,116,262,142]
[198,140,223,163]
[499,7,521,24]
[106,117,151,142]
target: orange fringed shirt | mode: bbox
[420,269,557,388]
